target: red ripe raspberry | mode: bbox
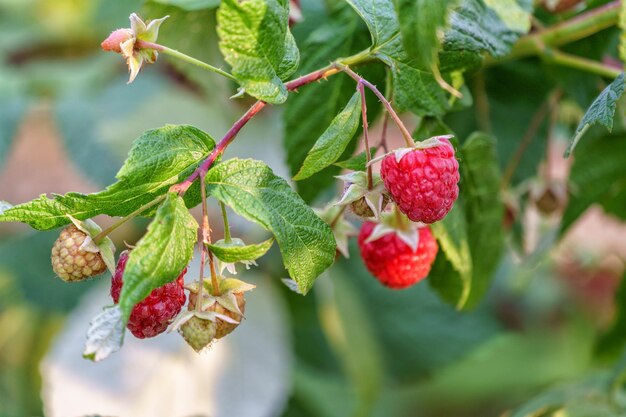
[358,222,438,289]
[111,251,187,339]
[381,140,459,224]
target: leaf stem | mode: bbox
[357,82,374,190]
[92,194,166,244]
[220,201,232,243]
[503,1,620,60]
[136,40,237,82]
[339,65,414,148]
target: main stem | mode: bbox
[171,65,340,196]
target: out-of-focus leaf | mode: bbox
[439,0,532,72]
[0,98,28,169]
[393,0,459,70]
[562,134,626,233]
[596,270,626,360]
[334,147,377,172]
[150,0,220,10]
[429,134,503,309]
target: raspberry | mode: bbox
[189,291,246,339]
[358,221,438,289]
[51,225,107,282]
[381,140,459,224]
[111,251,187,339]
[179,316,217,352]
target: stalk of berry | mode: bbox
[110,250,187,338]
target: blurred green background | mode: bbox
[2,0,626,416]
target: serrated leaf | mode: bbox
[150,0,220,10]
[217,0,299,104]
[83,306,125,362]
[294,92,362,180]
[561,134,626,234]
[344,0,449,116]
[335,147,378,171]
[393,0,459,70]
[207,237,274,263]
[429,134,503,309]
[205,159,336,294]
[118,193,198,322]
[0,125,214,230]
[566,73,626,157]
[440,0,531,72]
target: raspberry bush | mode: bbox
[3,0,626,415]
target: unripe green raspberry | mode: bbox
[51,225,106,282]
[179,316,217,352]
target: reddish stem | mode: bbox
[170,65,339,196]
[357,82,374,190]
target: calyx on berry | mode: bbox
[315,203,357,258]
[335,171,389,220]
[174,276,255,352]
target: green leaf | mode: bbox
[205,159,336,294]
[344,0,398,49]
[561,134,626,234]
[430,134,503,309]
[294,92,362,180]
[429,204,472,308]
[566,73,626,157]
[0,125,214,230]
[334,147,378,171]
[207,237,274,263]
[344,0,449,116]
[217,0,299,103]
[118,193,198,322]
[459,133,504,308]
[393,0,459,70]
[150,0,220,10]
[439,0,531,72]
[283,7,384,202]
